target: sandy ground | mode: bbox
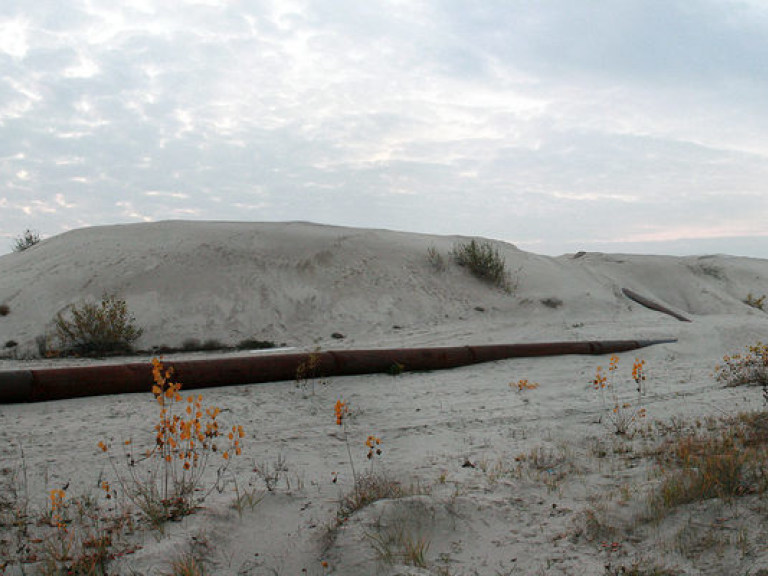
[2,221,768,575]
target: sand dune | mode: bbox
[1,221,768,574]
[2,221,766,357]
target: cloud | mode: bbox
[1,0,768,257]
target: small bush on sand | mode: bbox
[714,342,768,388]
[450,239,511,292]
[12,229,41,252]
[54,294,143,356]
[0,304,9,316]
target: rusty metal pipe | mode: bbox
[622,288,692,322]
[0,338,677,404]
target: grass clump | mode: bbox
[450,239,512,292]
[367,523,430,569]
[12,229,41,252]
[54,294,143,356]
[0,304,9,316]
[338,473,410,520]
[426,246,446,272]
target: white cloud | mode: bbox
[0,17,29,59]
[63,52,100,78]
[54,193,74,208]
[144,191,189,199]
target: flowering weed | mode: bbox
[510,379,539,392]
[332,399,402,519]
[99,358,245,527]
[592,356,647,436]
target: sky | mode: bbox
[2,0,768,258]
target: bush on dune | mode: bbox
[54,294,143,356]
[12,229,41,252]
[450,239,512,292]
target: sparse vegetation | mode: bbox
[714,342,768,388]
[744,292,766,311]
[450,239,512,292]
[236,338,276,350]
[426,245,446,272]
[592,356,647,436]
[8,323,768,573]
[510,378,539,392]
[387,361,405,376]
[253,453,289,492]
[12,229,41,252]
[337,473,414,520]
[647,412,768,520]
[367,522,430,568]
[98,358,245,528]
[181,337,202,351]
[540,296,563,309]
[297,351,324,396]
[162,539,212,576]
[0,304,9,316]
[54,294,143,355]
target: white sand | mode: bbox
[1,221,768,574]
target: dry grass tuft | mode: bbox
[647,412,768,520]
[338,473,422,520]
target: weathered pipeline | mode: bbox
[0,338,677,404]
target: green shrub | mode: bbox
[54,294,143,355]
[450,239,511,292]
[12,229,41,252]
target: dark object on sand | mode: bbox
[622,288,692,322]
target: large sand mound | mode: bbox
[1,221,767,358]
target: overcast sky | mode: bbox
[2,0,768,257]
